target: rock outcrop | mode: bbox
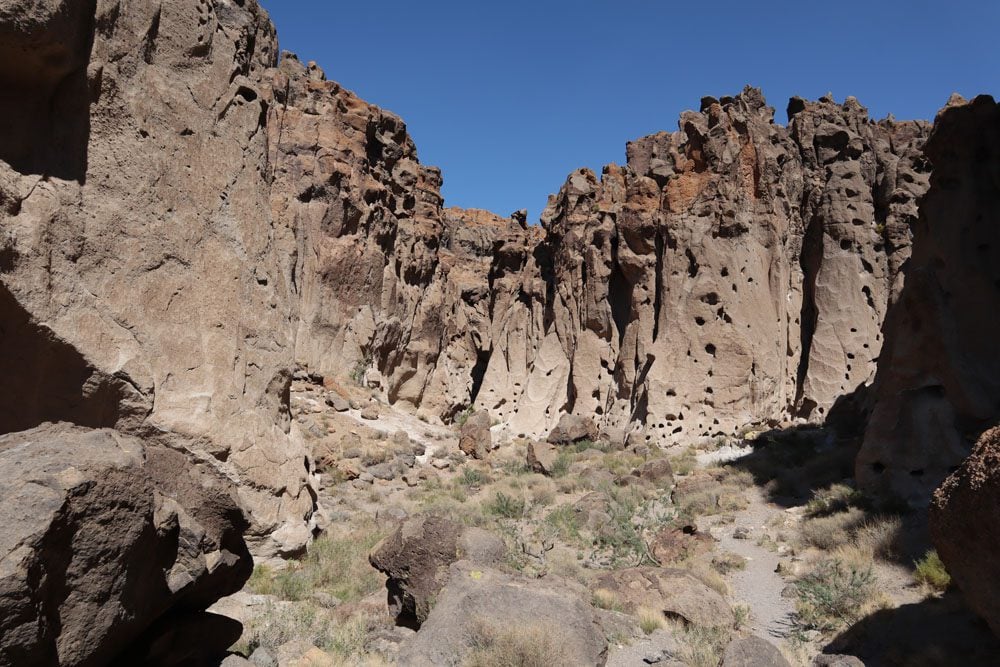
[0,0,313,555]
[0,424,251,666]
[930,426,1000,637]
[474,90,930,443]
[271,77,931,446]
[398,561,608,667]
[858,94,1000,504]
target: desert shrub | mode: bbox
[485,491,527,519]
[544,504,582,542]
[465,620,572,667]
[669,448,698,476]
[247,522,388,603]
[914,550,951,592]
[459,466,489,488]
[805,483,867,517]
[350,352,372,385]
[549,451,574,478]
[792,558,881,633]
[456,406,476,427]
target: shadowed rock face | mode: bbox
[0,0,313,556]
[859,94,1000,505]
[931,427,1000,639]
[0,424,252,666]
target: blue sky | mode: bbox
[260,0,998,222]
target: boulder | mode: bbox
[398,562,607,666]
[595,567,734,628]
[632,458,674,487]
[361,402,381,420]
[369,515,506,627]
[0,424,251,666]
[547,414,599,445]
[527,440,559,475]
[325,394,351,412]
[930,426,1000,635]
[458,411,493,459]
[721,637,791,667]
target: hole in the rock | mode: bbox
[872,461,886,474]
[705,344,717,356]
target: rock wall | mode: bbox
[0,0,312,555]
[858,94,1000,504]
[0,424,252,666]
[475,90,930,443]
[275,80,931,446]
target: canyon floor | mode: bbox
[209,377,1000,667]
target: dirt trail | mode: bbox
[712,487,796,639]
[697,446,797,640]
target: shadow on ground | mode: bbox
[820,591,1000,666]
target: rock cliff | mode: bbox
[275,78,931,446]
[859,94,1000,504]
[0,0,313,556]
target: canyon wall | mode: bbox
[283,79,931,446]
[860,94,1000,504]
[0,0,313,555]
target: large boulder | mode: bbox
[930,426,1000,636]
[0,424,252,666]
[722,637,791,667]
[458,411,493,459]
[369,515,506,627]
[595,567,734,628]
[547,414,599,445]
[398,561,608,666]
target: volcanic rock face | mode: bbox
[0,424,251,666]
[473,90,930,443]
[275,76,930,445]
[859,95,1000,504]
[0,0,313,555]
[268,64,533,421]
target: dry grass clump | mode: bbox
[591,588,622,611]
[799,507,866,551]
[465,619,573,667]
[663,618,730,667]
[852,515,902,560]
[247,520,387,603]
[711,551,748,575]
[236,601,392,664]
[804,483,866,517]
[637,606,664,634]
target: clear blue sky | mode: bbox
[260,0,998,222]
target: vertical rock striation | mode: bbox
[859,94,1000,504]
[0,0,312,555]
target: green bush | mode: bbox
[456,406,476,427]
[914,550,951,592]
[485,491,527,519]
[792,559,878,633]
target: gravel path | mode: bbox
[711,485,796,639]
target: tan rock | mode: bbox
[0,0,313,556]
